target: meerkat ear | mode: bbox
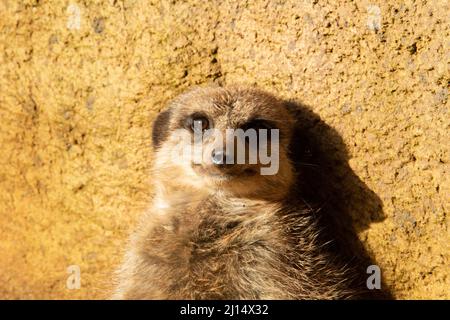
[283,101,315,167]
[152,108,172,149]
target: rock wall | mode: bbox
[0,0,448,299]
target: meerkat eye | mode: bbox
[241,119,276,141]
[187,114,210,132]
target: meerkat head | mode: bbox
[151,86,298,201]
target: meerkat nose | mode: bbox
[211,149,225,165]
[211,149,226,166]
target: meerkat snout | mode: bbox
[210,148,227,165]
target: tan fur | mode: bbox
[113,86,363,299]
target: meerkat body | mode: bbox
[113,86,366,299]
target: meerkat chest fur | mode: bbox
[136,188,291,299]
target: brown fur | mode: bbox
[113,86,369,299]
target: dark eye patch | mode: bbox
[182,112,212,132]
[241,118,276,131]
[240,118,278,142]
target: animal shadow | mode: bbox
[285,100,394,299]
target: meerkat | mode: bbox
[113,86,374,299]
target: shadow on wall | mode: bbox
[286,100,393,299]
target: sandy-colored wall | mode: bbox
[0,0,448,299]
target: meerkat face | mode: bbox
[152,86,297,200]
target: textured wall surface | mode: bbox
[0,0,448,299]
